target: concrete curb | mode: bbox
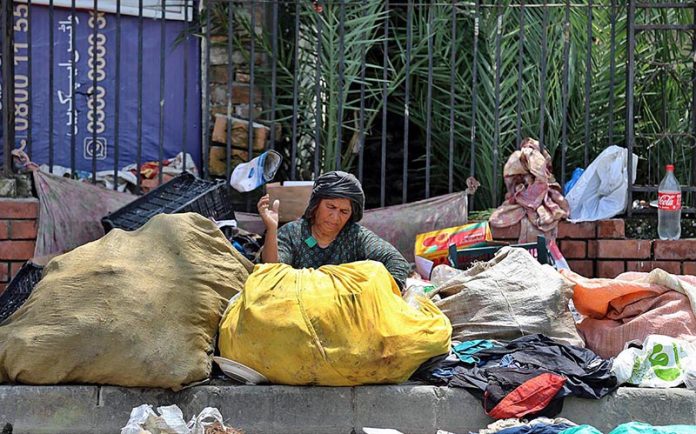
[1,385,695,434]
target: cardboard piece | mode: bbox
[266,181,314,223]
[414,222,492,266]
[212,114,268,151]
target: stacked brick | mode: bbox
[491,219,695,278]
[0,199,38,293]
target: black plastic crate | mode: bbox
[0,262,43,324]
[102,172,235,232]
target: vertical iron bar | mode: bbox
[48,0,55,173]
[27,0,33,158]
[448,1,456,193]
[625,0,635,216]
[470,0,479,184]
[226,1,234,182]
[1,0,14,175]
[538,2,548,150]
[561,0,570,188]
[583,0,593,166]
[182,0,190,174]
[357,0,367,183]
[336,0,345,170]
[290,0,300,180]
[493,6,502,208]
[203,0,211,178]
[248,0,256,177]
[70,0,77,176]
[381,0,389,206]
[516,0,525,147]
[402,0,413,203]
[137,0,143,193]
[113,0,121,189]
[425,1,433,200]
[269,0,279,150]
[691,5,696,199]
[607,0,617,145]
[158,0,166,185]
[314,1,323,179]
[91,0,99,183]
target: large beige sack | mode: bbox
[0,213,252,390]
[431,247,583,347]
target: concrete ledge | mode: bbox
[1,385,695,434]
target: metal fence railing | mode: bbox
[1,0,696,213]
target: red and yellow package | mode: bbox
[414,222,492,265]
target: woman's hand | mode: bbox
[257,194,280,231]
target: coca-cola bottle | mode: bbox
[658,164,681,240]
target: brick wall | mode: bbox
[0,199,39,293]
[492,219,694,278]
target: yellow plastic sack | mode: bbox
[218,260,452,386]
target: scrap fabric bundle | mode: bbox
[563,268,696,358]
[416,334,616,419]
[489,138,570,242]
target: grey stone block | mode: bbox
[559,388,696,432]
[93,386,181,433]
[203,385,354,434]
[1,385,696,434]
[0,385,99,434]
[434,386,492,433]
[355,385,439,434]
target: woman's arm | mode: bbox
[258,194,280,263]
[359,227,411,290]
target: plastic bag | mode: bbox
[229,150,282,192]
[565,145,638,222]
[563,167,585,196]
[218,261,452,386]
[611,335,696,388]
[121,405,229,434]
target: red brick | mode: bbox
[626,260,681,275]
[0,283,5,296]
[8,261,25,279]
[597,219,625,239]
[654,240,696,261]
[567,260,594,277]
[0,199,39,219]
[595,239,652,259]
[0,240,35,261]
[0,262,8,282]
[9,220,38,240]
[558,222,596,239]
[597,261,626,278]
[491,223,520,241]
[587,240,598,258]
[683,261,696,276]
[0,221,8,240]
[560,240,586,259]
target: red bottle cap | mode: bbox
[666,164,674,172]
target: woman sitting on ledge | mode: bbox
[257,171,410,290]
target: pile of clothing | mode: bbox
[413,334,616,419]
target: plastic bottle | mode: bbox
[657,164,682,240]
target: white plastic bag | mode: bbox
[229,150,282,192]
[565,145,638,222]
[611,335,696,388]
[120,404,228,434]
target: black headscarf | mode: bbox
[303,171,365,223]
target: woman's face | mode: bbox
[313,198,352,237]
